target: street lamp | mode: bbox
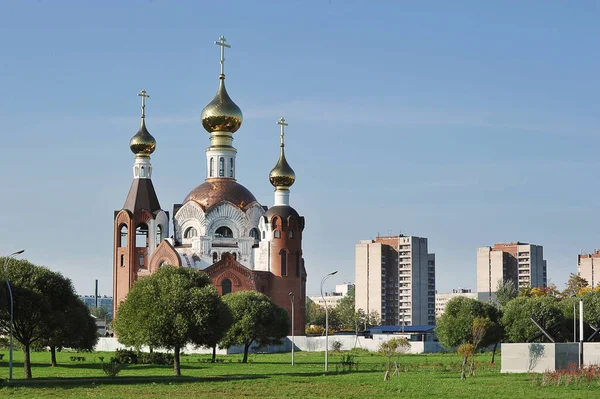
[320,270,338,372]
[3,249,25,382]
[289,292,295,366]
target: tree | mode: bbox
[335,287,356,330]
[0,258,84,379]
[470,317,491,376]
[495,279,517,308]
[220,291,289,363]
[378,337,411,380]
[113,265,229,376]
[563,273,589,297]
[457,343,474,380]
[436,297,502,351]
[502,296,566,343]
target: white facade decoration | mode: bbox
[133,157,152,179]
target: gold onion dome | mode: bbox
[201,76,243,133]
[269,118,296,188]
[130,119,156,156]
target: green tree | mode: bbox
[502,296,566,342]
[436,297,502,354]
[113,265,229,376]
[335,287,356,330]
[220,291,289,363]
[563,273,589,297]
[0,258,83,379]
[495,279,517,308]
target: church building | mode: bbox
[112,36,306,336]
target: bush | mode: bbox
[114,349,138,364]
[101,358,126,377]
[138,351,174,365]
[69,356,86,362]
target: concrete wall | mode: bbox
[95,335,445,355]
[501,343,579,373]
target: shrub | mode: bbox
[138,351,174,365]
[101,358,126,377]
[114,349,138,364]
[69,356,86,362]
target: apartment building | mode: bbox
[435,288,477,317]
[355,235,435,326]
[308,283,355,308]
[477,242,547,301]
[578,250,600,288]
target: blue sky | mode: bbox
[1,1,599,297]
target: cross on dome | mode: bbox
[138,89,150,118]
[215,36,231,76]
[277,117,288,146]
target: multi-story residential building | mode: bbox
[477,242,547,302]
[435,288,477,317]
[578,250,600,288]
[308,283,355,308]
[355,235,435,326]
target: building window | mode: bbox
[210,158,214,177]
[229,158,234,177]
[262,230,266,239]
[119,225,128,247]
[289,230,294,238]
[274,230,280,239]
[233,253,237,261]
[215,226,233,238]
[136,224,149,247]
[219,157,224,177]
[156,225,162,246]
[280,249,287,276]
[213,252,218,263]
[250,228,259,239]
[222,279,232,295]
[184,227,198,238]
[120,254,125,267]
[139,254,145,267]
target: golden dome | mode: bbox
[201,76,243,133]
[269,147,295,188]
[129,119,156,156]
[183,178,258,211]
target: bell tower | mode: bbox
[113,90,169,317]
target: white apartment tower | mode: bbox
[578,250,600,288]
[355,235,435,326]
[477,242,547,301]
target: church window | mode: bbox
[184,227,198,238]
[262,231,265,239]
[215,226,233,238]
[120,254,125,267]
[219,157,224,177]
[119,225,128,247]
[229,158,234,177]
[280,249,287,276]
[156,225,163,245]
[250,228,259,239]
[139,254,145,267]
[136,224,149,247]
[289,230,294,239]
[210,158,214,177]
[296,251,300,277]
[274,230,280,239]
[222,278,232,295]
[213,252,218,263]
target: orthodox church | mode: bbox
[112,37,306,335]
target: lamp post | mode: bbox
[3,249,25,382]
[289,292,295,365]
[320,270,338,372]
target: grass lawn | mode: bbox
[0,349,598,398]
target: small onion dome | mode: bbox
[201,76,243,133]
[269,147,295,188]
[129,119,156,156]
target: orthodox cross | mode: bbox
[215,36,231,76]
[138,89,150,118]
[277,117,288,146]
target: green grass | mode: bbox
[0,349,598,398]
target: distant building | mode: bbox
[435,289,477,317]
[578,250,600,288]
[355,235,435,326]
[477,242,547,302]
[79,295,114,318]
[308,283,354,308]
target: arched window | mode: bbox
[280,249,287,276]
[249,228,259,239]
[184,227,198,238]
[215,226,233,238]
[156,225,163,245]
[229,158,234,177]
[210,158,214,177]
[139,254,145,267]
[262,230,266,239]
[296,251,300,277]
[159,261,168,268]
[274,230,280,239]
[222,279,232,295]
[219,157,224,177]
[119,225,128,247]
[136,224,149,247]
[289,230,294,239]
[120,254,125,267]
[212,252,218,263]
